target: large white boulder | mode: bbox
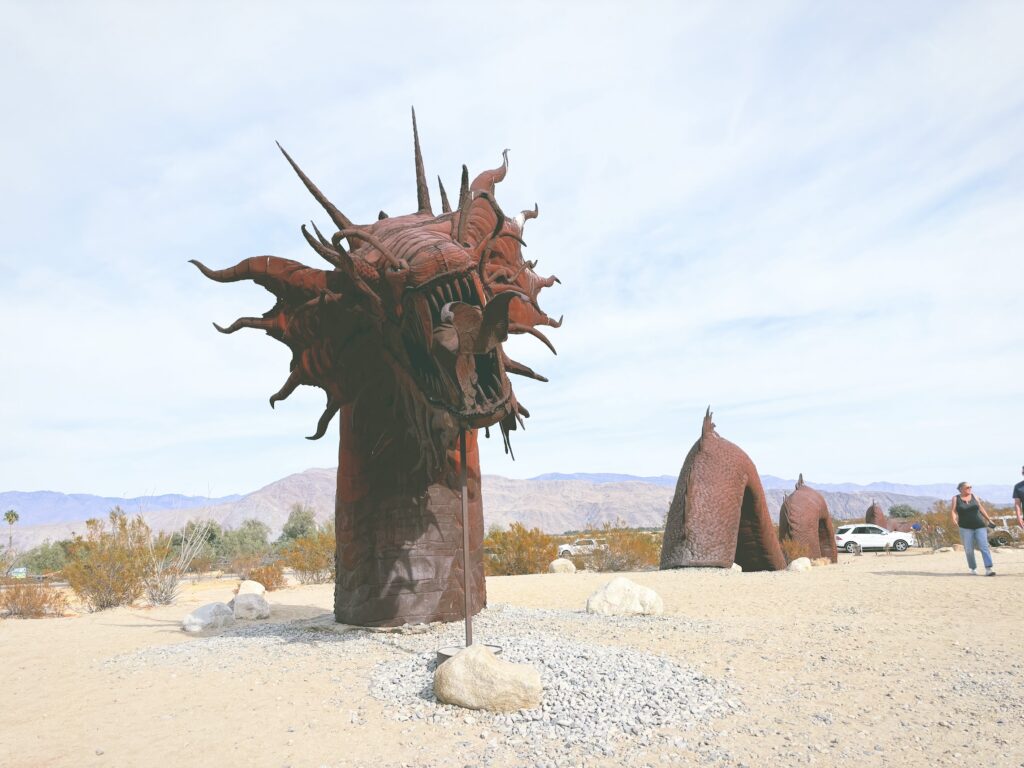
[236,579,266,597]
[182,602,235,633]
[548,558,576,574]
[586,576,664,616]
[434,644,542,712]
[232,593,271,620]
[787,557,812,572]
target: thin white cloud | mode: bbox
[1,1,1022,496]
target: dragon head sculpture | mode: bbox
[191,110,560,488]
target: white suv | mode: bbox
[835,524,915,553]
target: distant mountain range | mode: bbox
[2,470,1015,551]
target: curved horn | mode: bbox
[269,368,303,408]
[213,317,277,335]
[470,149,509,194]
[336,229,404,271]
[509,323,557,355]
[306,399,340,440]
[301,225,345,269]
[411,107,432,215]
[514,203,539,230]
[276,142,354,232]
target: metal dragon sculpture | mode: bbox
[778,474,838,563]
[192,110,560,626]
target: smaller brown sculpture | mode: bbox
[660,409,786,572]
[865,501,914,533]
[778,474,838,563]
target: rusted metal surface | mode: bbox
[194,110,558,626]
[660,410,786,572]
[778,474,838,563]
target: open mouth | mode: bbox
[401,270,511,424]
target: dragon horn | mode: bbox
[412,107,432,215]
[514,203,539,230]
[276,142,354,232]
[438,176,451,214]
[470,149,509,194]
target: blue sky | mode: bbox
[1,1,1022,497]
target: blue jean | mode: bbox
[959,527,993,570]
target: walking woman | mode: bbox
[951,482,997,576]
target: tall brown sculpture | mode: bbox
[660,409,786,571]
[193,110,560,626]
[865,501,913,532]
[778,474,838,563]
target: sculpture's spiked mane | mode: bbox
[193,110,561,481]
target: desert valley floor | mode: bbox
[2,548,1022,768]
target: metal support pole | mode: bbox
[459,429,473,648]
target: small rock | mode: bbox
[586,576,664,616]
[95,749,104,756]
[233,593,271,620]
[731,563,743,572]
[434,644,542,712]
[548,558,577,574]
[181,602,234,633]
[810,557,832,567]
[786,557,812,572]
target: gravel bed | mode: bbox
[369,610,739,764]
[106,604,740,764]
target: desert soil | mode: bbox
[1,547,1022,768]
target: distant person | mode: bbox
[1014,466,1024,530]
[951,481,997,576]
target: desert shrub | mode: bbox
[780,537,810,564]
[0,582,69,618]
[280,525,335,584]
[888,504,918,519]
[16,539,71,576]
[914,502,962,549]
[587,523,663,572]
[220,519,272,558]
[63,509,151,611]
[246,561,286,591]
[142,521,213,605]
[278,504,319,544]
[484,523,555,576]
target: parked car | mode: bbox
[556,538,608,558]
[835,524,915,553]
[988,516,1022,547]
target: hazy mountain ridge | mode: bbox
[0,490,243,526]
[5,469,990,551]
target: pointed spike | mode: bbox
[503,355,548,383]
[438,176,451,213]
[411,107,432,214]
[302,224,344,269]
[269,369,303,408]
[378,210,389,220]
[213,317,276,335]
[509,323,557,355]
[276,142,354,232]
[458,165,469,209]
[310,221,334,249]
[306,400,340,441]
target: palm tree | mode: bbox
[4,509,18,552]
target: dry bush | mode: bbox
[64,509,151,612]
[780,538,811,564]
[587,523,663,572]
[231,555,264,579]
[280,530,335,585]
[914,503,961,549]
[0,582,69,618]
[484,523,555,576]
[143,521,213,605]
[246,561,286,591]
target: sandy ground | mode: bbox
[2,547,1023,768]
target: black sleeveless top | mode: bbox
[956,495,984,529]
